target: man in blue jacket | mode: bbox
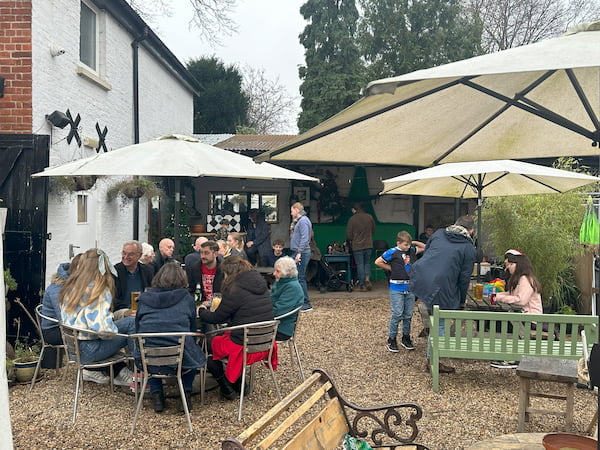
[410,216,476,374]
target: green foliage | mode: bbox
[4,268,17,292]
[186,57,249,133]
[358,0,483,79]
[297,0,366,132]
[481,158,595,310]
[13,339,41,363]
[106,179,161,204]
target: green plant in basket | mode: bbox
[13,339,41,363]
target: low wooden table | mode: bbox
[467,432,546,449]
[516,356,578,432]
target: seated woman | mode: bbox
[41,254,81,345]
[270,256,304,341]
[198,256,274,400]
[226,232,248,260]
[59,248,135,386]
[135,262,206,413]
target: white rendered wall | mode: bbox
[32,0,194,282]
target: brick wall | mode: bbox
[0,0,32,133]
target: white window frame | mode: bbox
[77,194,88,224]
[78,0,111,90]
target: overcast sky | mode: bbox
[153,0,306,133]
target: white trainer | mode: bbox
[82,369,110,384]
[114,367,134,386]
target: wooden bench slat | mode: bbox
[281,397,349,450]
[254,382,334,449]
[235,372,324,444]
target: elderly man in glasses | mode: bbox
[113,240,154,317]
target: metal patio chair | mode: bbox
[274,306,305,381]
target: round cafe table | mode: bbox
[466,432,546,449]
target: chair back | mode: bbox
[274,306,302,340]
[243,320,278,355]
[59,323,82,366]
[134,333,186,376]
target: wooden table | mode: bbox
[467,432,546,449]
[516,356,578,432]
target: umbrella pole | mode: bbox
[476,180,483,283]
[174,178,181,256]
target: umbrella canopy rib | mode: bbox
[265,77,469,161]
[566,69,600,131]
[462,73,600,141]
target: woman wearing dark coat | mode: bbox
[135,263,206,413]
[246,209,271,266]
[198,256,275,400]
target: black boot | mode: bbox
[216,376,238,401]
[232,378,251,397]
[152,391,165,413]
[179,391,193,412]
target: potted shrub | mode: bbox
[107,178,161,206]
[50,175,98,194]
[12,339,41,382]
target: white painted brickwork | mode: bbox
[31,0,194,282]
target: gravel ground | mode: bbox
[8,281,598,449]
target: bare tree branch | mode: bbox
[464,0,600,52]
[127,0,238,47]
[241,66,298,134]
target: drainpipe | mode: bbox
[131,28,148,240]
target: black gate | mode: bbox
[1,134,49,341]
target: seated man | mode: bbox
[114,240,154,316]
[151,238,176,274]
[184,236,208,281]
[187,240,223,303]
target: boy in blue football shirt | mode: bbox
[375,231,425,352]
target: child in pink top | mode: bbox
[495,249,542,314]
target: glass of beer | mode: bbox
[210,293,222,312]
[474,284,483,300]
[130,291,141,312]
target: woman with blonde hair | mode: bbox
[226,232,248,260]
[59,248,135,385]
[216,239,230,258]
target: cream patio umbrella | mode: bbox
[32,134,318,246]
[380,159,600,278]
[256,22,600,167]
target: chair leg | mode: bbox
[177,377,193,432]
[267,361,282,402]
[199,367,205,406]
[131,376,149,435]
[72,369,83,423]
[30,348,44,391]
[290,339,305,381]
[238,366,247,421]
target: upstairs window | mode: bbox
[79,1,97,70]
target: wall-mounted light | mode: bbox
[46,110,70,128]
[49,46,66,57]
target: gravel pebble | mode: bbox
[9,285,598,449]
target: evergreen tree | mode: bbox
[186,57,249,133]
[359,0,482,80]
[297,0,365,133]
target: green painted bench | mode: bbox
[428,305,598,392]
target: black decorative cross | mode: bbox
[95,122,108,153]
[65,109,82,147]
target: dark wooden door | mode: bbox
[1,134,49,341]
